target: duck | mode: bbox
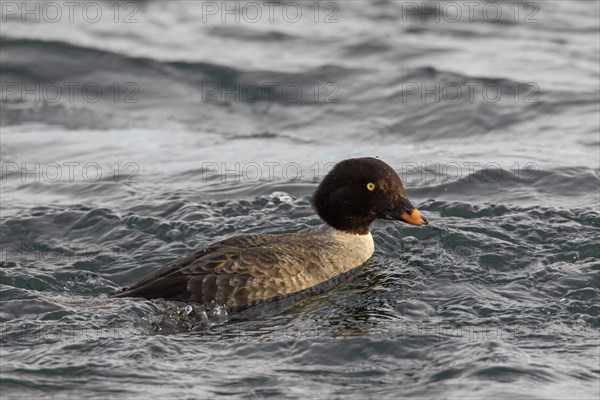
[111,157,428,309]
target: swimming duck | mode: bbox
[112,157,428,309]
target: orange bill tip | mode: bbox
[401,208,428,225]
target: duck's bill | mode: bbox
[400,208,428,225]
[386,198,429,225]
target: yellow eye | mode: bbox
[366,182,375,191]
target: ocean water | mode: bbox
[1,1,599,399]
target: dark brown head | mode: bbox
[312,157,428,234]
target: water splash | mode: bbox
[143,300,230,334]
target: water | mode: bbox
[1,1,599,399]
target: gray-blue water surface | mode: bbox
[1,1,599,399]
